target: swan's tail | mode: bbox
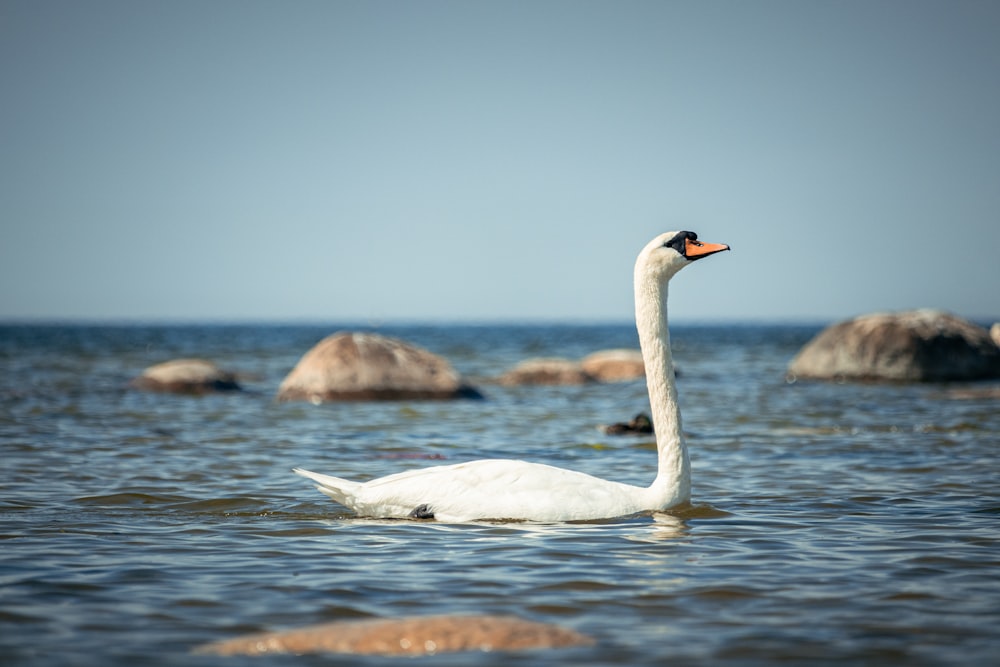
[293,467,361,507]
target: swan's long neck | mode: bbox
[635,272,690,507]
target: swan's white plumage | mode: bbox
[295,231,728,522]
[295,461,648,523]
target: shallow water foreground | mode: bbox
[2,323,999,665]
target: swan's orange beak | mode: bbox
[685,238,730,260]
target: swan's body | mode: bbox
[295,231,729,522]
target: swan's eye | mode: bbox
[663,231,698,255]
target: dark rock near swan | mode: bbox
[787,310,1000,382]
[277,331,482,402]
[496,357,594,385]
[581,348,645,381]
[601,412,654,435]
[193,614,594,656]
[130,358,241,394]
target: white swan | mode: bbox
[294,231,729,522]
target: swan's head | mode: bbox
[635,231,730,284]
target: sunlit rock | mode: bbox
[130,358,241,394]
[787,309,1000,382]
[276,332,481,402]
[991,322,1000,347]
[193,614,594,656]
[497,357,593,385]
[581,348,645,381]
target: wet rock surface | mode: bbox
[600,412,654,435]
[496,357,594,385]
[130,359,241,394]
[788,310,1000,382]
[581,348,645,381]
[277,331,481,402]
[194,614,594,656]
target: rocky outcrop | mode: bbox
[194,614,594,657]
[131,359,241,394]
[991,322,1000,347]
[581,349,645,381]
[276,332,481,402]
[496,358,593,386]
[787,310,1000,382]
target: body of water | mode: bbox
[2,322,999,665]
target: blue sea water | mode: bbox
[2,322,999,665]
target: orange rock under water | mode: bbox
[193,614,594,657]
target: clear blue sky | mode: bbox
[2,0,999,323]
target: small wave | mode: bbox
[72,492,192,506]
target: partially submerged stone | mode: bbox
[131,359,241,394]
[787,310,1000,382]
[600,412,654,435]
[581,349,645,382]
[277,332,481,402]
[497,357,593,386]
[193,614,594,656]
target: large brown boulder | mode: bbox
[787,310,1000,382]
[276,332,481,402]
[193,614,594,657]
[131,359,241,394]
[581,348,645,381]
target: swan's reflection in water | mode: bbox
[649,511,688,540]
[330,506,716,541]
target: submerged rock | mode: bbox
[131,358,241,394]
[581,349,645,382]
[496,357,593,386]
[787,309,1000,382]
[941,386,1000,400]
[193,614,594,657]
[276,331,481,402]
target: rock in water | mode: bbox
[787,309,1000,382]
[581,349,646,381]
[131,359,241,394]
[601,412,654,435]
[193,614,594,656]
[496,358,593,385]
[276,331,481,402]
